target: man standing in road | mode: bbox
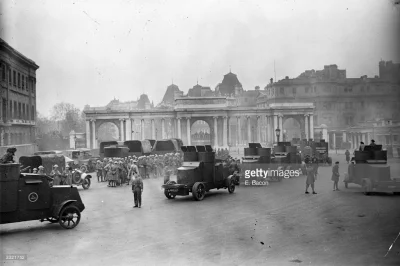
[132,173,143,208]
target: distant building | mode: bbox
[0,38,39,155]
[259,61,400,148]
[215,71,244,96]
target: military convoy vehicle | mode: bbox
[345,145,400,195]
[162,145,236,201]
[19,155,92,189]
[123,140,152,157]
[297,139,332,165]
[152,138,183,155]
[0,163,85,229]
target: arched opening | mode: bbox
[283,117,301,141]
[191,120,211,146]
[97,122,119,142]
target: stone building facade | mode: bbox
[259,62,400,148]
[0,38,39,150]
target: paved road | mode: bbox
[1,154,400,266]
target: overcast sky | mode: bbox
[1,0,399,116]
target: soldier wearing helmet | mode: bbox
[50,165,62,186]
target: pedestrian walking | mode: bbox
[345,149,350,164]
[132,174,143,208]
[331,161,340,191]
[305,162,317,194]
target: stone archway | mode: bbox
[97,121,120,142]
[283,116,302,141]
[190,119,212,146]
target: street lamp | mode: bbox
[275,128,281,143]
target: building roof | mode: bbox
[0,38,39,69]
[161,84,181,104]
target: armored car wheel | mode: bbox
[59,205,81,229]
[228,179,235,194]
[362,179,371,196]
[164,181,177,199]
[80,165,88,173]
[82,177,91,189]
[192,182,206,201]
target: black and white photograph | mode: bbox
[1,0,400,265]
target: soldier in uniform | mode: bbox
[148,155,155,178]
[132,172,143,208]
[63,167,73,185]
[32,168,38,174]
[157,155,164,177]
[107,160,118,187]
[0,147,16,163]
[38,165,45,175]
[50,165,62,186]
[96,160,103,182]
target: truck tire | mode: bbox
[58,204,81,229]
[228,179,235,194]
[362,179,371,196]
[192,182,206,201]
[164,181,177,199]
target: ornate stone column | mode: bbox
[304,114,309,140]
[223,116,228,147]
[246,116,251,143]
[256,115,261,143]
[309,114,314,140]
[151,119,155,139]
[125,118,131,141]
[141,119,145,140]
[332,132,336,149]
[186,117,191,145]
[161,118,165,139]
[91,119,96,149]
[343,131,347,143]
[266,115,270,143]
[236,116,241,145]
[213,116,218,147]
[120,119,125,141]
[86,120,91,148]
[177,118,181,139]
[273,115,278,143]
[0,129,4,146]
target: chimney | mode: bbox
[270,78,273,84]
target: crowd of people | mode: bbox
[95,153,184,187]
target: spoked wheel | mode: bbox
[59,205,81,229]
[82,178,91,190]
[46,217,58,223]
[164,181,177,199]
[192,182,206,201]
[73,172,81,184]
[80,165,88,173]
[228,180,235,194]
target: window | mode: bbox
[22,75,24,89]
[280,87,284,94]
[1,64,5,80]
[345,116,354,126]
[394,135,398,143]
[18,102,21,119]
[361,86,365,92]
[22,104,25,119]
[9,100,12,117]
[13,101,17,119]
[18,73,20,87]
[13,71,16,85]
[292,87,296,94]
[8,69,11,84]
[305,87,309,93]
[31,106,35,120]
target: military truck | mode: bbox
[162,145,236,201]
[344,145,400,195]
[0,163,85,229]
[123,140,152,157]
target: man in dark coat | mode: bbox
[132,174,143,208]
